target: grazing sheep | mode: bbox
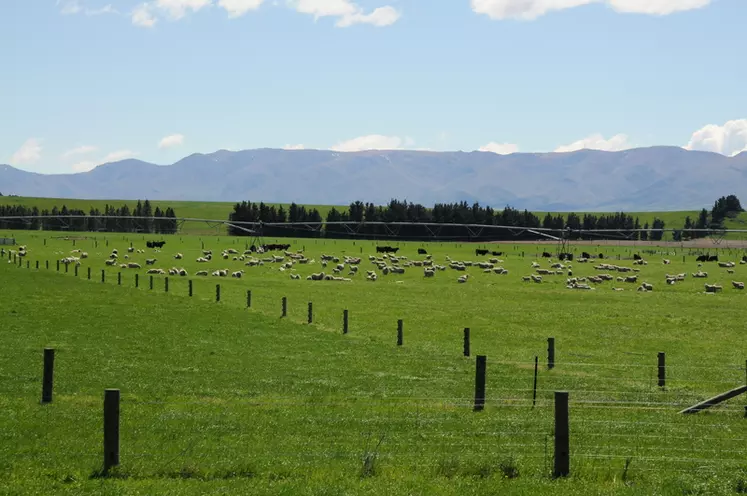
[728,269,735,274]
[624,275,638,283]
[231,271,244,278]
[127,247,135,253]
[732,281,745,290]
[290,273,301,280]
[147,268,165,274]
[531,275,542,283]
[174,253,184,260]
[663,259,671,265]
[105,259,117,266]
[195,270,209,276]
[457,274,469,283]
[80,252,88,259]
[127,263,141,269]
[522,276,531,282]
[424,268,435,277]
[704,283,723,293]
[146,259,157,265]
[692,271,708,278]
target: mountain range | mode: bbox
[2,147,746,211]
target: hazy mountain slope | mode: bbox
[1,147,745,211]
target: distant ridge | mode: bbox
[1,147,745,211]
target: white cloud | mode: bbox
[59,0,83,15]
[337,5,400,26]
[330,134,410,152]
[10,139,43,166]
[158,133,185,149]
[291,0,401,27]
[555,133,633,153]
[554,133,632,153]
[102,150,139,162]
[478,142,520,155]
[283,144,306,150]
[71,160,97,172]
[219,0,265,17]
[471,0,712,20]
[155,0,213,19]
[132,3,158,26]
[86,4,118,16]
[684,119,747,157]
[607,0,711,15]
[62,145,98,158]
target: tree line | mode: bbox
[228,199,669,241]
[673,195,744,241]
[0,200,178,234]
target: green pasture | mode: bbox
[1,232,746,494]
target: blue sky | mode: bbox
[2,0,746,174]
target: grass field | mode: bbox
[3,196,742,237]
[2,232,747,494]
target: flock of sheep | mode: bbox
[5,241,747,295]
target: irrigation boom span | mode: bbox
[0,215,744,235]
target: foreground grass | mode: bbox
[2,233,747,494]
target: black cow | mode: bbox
[558,252,574,261]
[696,254,707,262]
[418,248,427,255]
[742,255,747,263]
[147,240,166,249]
[598,253,604,259]
[376,246,399,254]
[708,255,719,262]
[633,253,642,260]
[491,251,503,256]
[581,251,591,259]
[542,251,552,258]
[475,249,489,256]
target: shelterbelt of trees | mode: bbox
[0,199,178,234]
[228,196,744,241]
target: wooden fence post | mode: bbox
[87,267,91,280]
[463,328,470,357]
[397,319,403,346]
[74,264,78,277]
[165,277,169,293]
[281,296,287,317]
[65,262,69,273]
[149,276,153,290]
[246,289,251,307]
[548,337,555,370]
[41,348,55,404]
[658,352,666,388]
[216,284,221,302]
[474,355,486,411]
[117,272,121,286]
[343,309,349,334]
[135,274,139,288]
[46,260,49,270]
[308,302,313,324]
[553,391,570,478]
[56,260,60,272]
[532,356,539,408]
[101,270,105,283]
[103,389,120,472]
[35,261,39,270]
[189,280,193,297]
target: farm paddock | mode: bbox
[1,232,746,495]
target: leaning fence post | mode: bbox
[103,389,120,472]
[548,337,555,370]
[397,319,403,346]
[463,328,471,357]
[658,352,666,388]
[343,309,349,334]
[553,391,570,478]
[474,355,486,411]
[41,348,55,404]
